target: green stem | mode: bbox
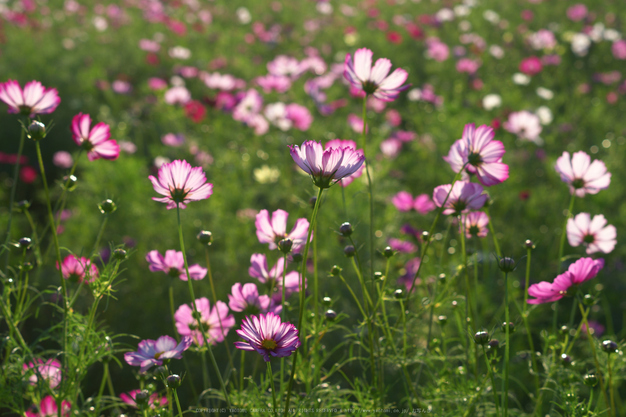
[91,215,108,256]
[3,122,26,270]
[483,345,500,416]
[23,207,43,266]
[485,207,501,258]
[176,206,230,408]
[361,96,375,285]
[173,388,184,417]
[280,252,287,401]
[460,215,477,383]
[522,248,540,397]
[502,271,510,417]
[557,194,576,273]
[268,362,279,417]
[608,352,615,415]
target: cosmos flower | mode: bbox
[444,123,509,186]
[57,254,98,283]
[25,396,70,417]
[149,160,213,209]
[174,298,235,346]
[527,257,604,304]
[504,111,543,144]
[433,181,488,216]
[567,213,616,254]
[234,312,301,362]
[344,48,409,101]
[554,151,611,197]
[120,390,168,409]
[324,139,365,187]
[0,80,60,117]
[228,283,272,314]
[255,209,310,251]
[248,253,303,301]
[22,359,61,389]
[124,335,193,373]
[146,250,207,281]
[462,211,489,238]
[71,113,120,161]
[289,140,365,189]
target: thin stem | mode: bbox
[522,247,539,396]
[608,353,615,415]
[485,207,501,258]
[557,194,576,273]
[91,215,108,256]
[172,388,184,417]
[3,122,26,270]
[268,362,279,417]
[280,252,288,401]
[482,345,500,416]
[360,96,375,285]
[176,206,230,408]
[460,215,477,382]
[502,271,510,417]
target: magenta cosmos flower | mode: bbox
[25,396,70,417]
[124,335,193,373]
[149,159,213,209]
[120,390,168,409]
[462,211,489,238]
[146,250,207,281]
[554,151,611,197]
[527,257,604,304]
[71,113,120,161]
[57,254,98,283]
[174,297,235,346]
[234,312,301,362]
[0,80,60,117]
[289,140,365,189]
[228,283,275,314]
[255,209,310,251]
[567,213,616,254]
[444,123,509,186]
[23,359,61,389]
[249,253,303,303]
[344,48,409,101]
[391,191,436,214]
[325,139,365,187]
[433,181,488,216]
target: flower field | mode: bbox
[1,0,625,416]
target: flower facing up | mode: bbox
[120,390,168,409]
[444,123,509,186]
[504,111,542,144]
[255,209,310,251]
[289,140,365,189]
[527,257,604,304]
[71,113,120,161]
[433,181,488,216]
[555,151,611,197]
[234,312,301,362]
[149,159,213,209]
[23,359,61,389]
[0,80,60,117]
[228,282,273,314]
[462,211,490,238]
[57,254,99,283]
[146,249,207,281]
[324,139,365,187]
[344,48,409,101]
[174,298,235,346]
[25,396,70,417]
[124,335,193,373]
[567,213,616,254]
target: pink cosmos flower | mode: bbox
[285,103,313,131]
[519,56,543,75]
[162,133,185,147]
[164,86,191,105]
[529,30,557,50]
[347,114,367,133]
[462,212,489,238]
[255,210,310,251]
[0,80,60,117]
[248,254,302,300]
[344,48,409,101]
[433,181,488,216]
[554,151,611,197]
[397,258,421,290]
[566,4,587,21]
[53,151,73,168]
[380,138,403,158]
[146,250,207,281]
[456,58,480,74]
[57,254,98,283]
[149,160,213,209]
[120,390,168,409]
[228,283,273,314]
[426,38,450,62]
[25,396,70,417]
[567,213,616,254]
[234,312,301,362]
[612,40,626,60]
[504,111,542,144]
[391,191,436,214]
[388,238,417,253]
[325,139,364,187]
[256,74,292,93]
[23,359,61,389]
[289,140,366,189]
[175,298,235,346]
[124,335,193,373]
[527,257,604,304]
[71,113,120,161]
[444,123,509,187]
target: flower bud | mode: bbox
[197,230,212,246]
[291,253,303,263]
[325,309,337,321]
[394,289,404,299]
[113,248,127,260]
[134,390,150,405]
[339,222,353,237]
[474,330,490,345]
[21,262,33,272]
[18,237,32,249]
[27,121,46,141]
[560,353,572,366]
[166,374,182,389]
[344,245,356,258]
[559,325,569,335]
[437,315,448,326]
[601,340,618,354]
[498,257,516,273]
[62,175,78,192]
[98,199,117,214]
[524,239,535,249]
[488,339,500,350]
[322,296,332,306]
[501,322,515,333]
[330,265,342,276]
[309,196,317,209]
[583,294,594,306]
[421,231,430,242]
[583,373,598,387]
[383,246,395,258]
[153,366,168,380]
[278,238,293,254]
[374,271,384,281]
[17,200,31,211]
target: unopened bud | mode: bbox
[421,231,430,242]
[474,330,490,345]
[394,289,404,299]
[18,237,32,248]
[153,366,168,380]
[98,199,117,214]
[343,245,355,258]
[17,200,31,211]
[524,239,535,249]
[498,257,516,273]
[309,196,317,209]
[583,294,594,306]
[134,390,150,405]
[601,340,618,354]
[27,121,46,141]
[583,373,598,387]
[197,230,212,246]
[339,222,353,237]
[325,309,337,321]
[488,339,500,350]
[113,248,127,260]
[330,265,342,276]
[322,296,332,305]
[374,271,384,281]
[560,353,572,366]
[278,238,293,254]
[383,246,395,258]
[501,322,515,333]
[437,315,448,326]
[62,175,78,192]
[166,374,182,389]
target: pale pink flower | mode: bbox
[325,139,364,187]
[344,48,409,101]
[233,89,263,122]
[174,298,235,346]
[286,103,313,131]
[267,55,302,78]
[456,58,480,74]
[426,38,450,61]
[347,114,367,133]
[504,111,542,144]
[380,138,403,158]
[566,4,587,21]
[391,191,435,214]
[248,253,302,301]
[23,359,61,389]
[554,151,611,197]
[71,113,120,161]
[139,39,160,52]
[162,133,185,147]
[255,210,309,251]
[25,396,70,417]
[146,249,207,281]
[255,74,292,93]
[0,80,60,117]
[164,86,191,105]
[124,335,193,372]
[612,40,626,60]
[148,77,168,90]
[462,212,489,238]
[567,213,616,254]
[234,312,301,362]
[528,29,557,50]
[53,151,73,168]
[149,159,213,209]
[228,282,272,314]
[433,181,488,216]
